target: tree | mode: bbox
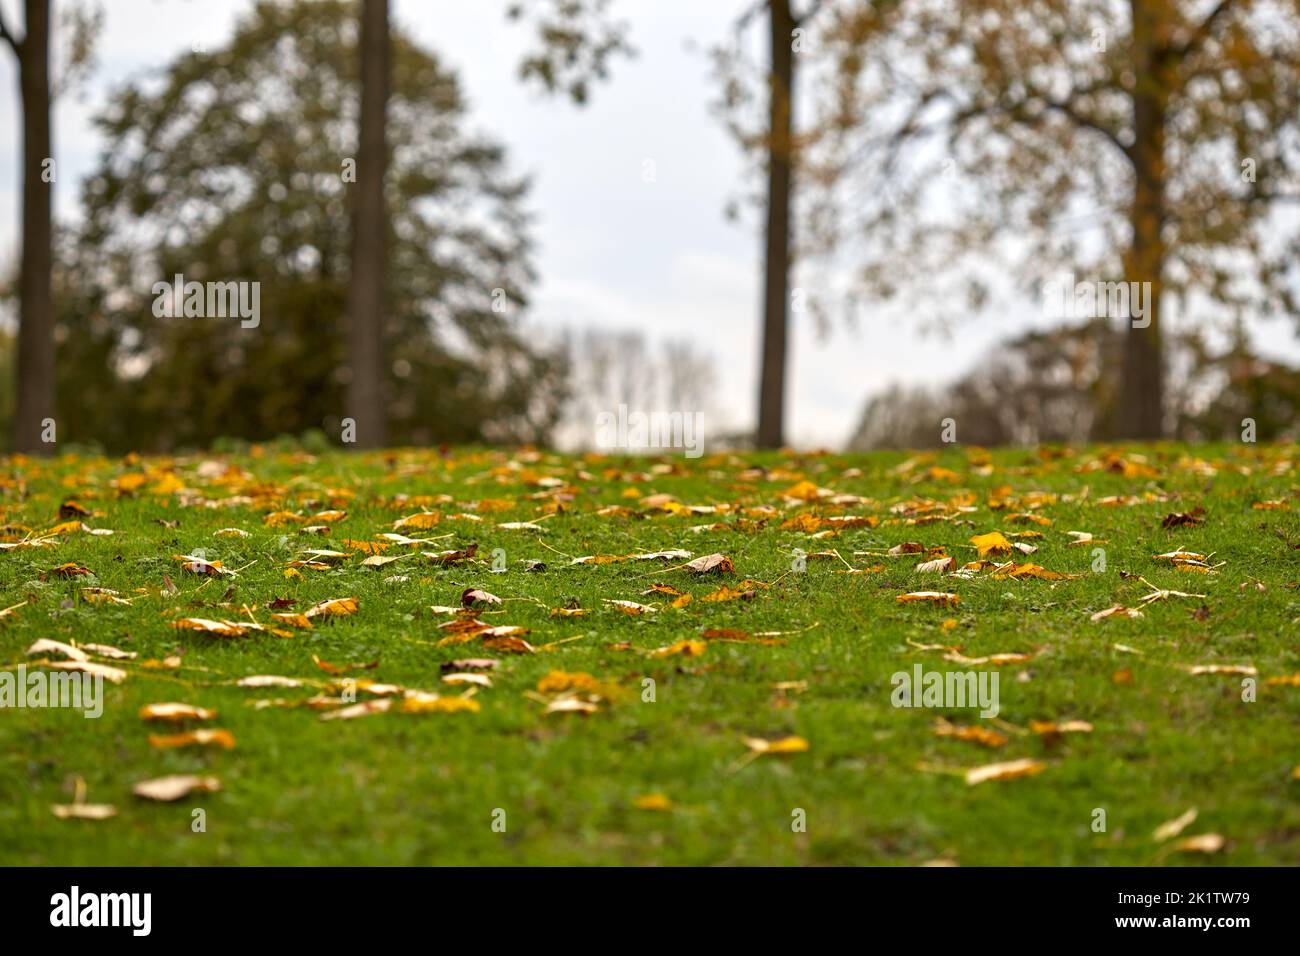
[2,0,53,454]
[714,2,828,448]
[520,1,820,448]
[756,0,797,449]
[345,0,390,450]
[56,0,562,453]
[804,0,1300,440]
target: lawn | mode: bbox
[1,442,1297,866]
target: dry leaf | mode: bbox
[44,660,127,684]
[604,599,656,615]
[304,596,359,618]
[1028,719,1093,735]
[234,675,304,688]
[51,802,117,821]
[172,617,249,637]
[442,672,492,687]
[27,638,88,662]
[319,699,393,721]
[932,719,1008,748]
[148,728,236,750]
[139,702,216,722]
[1152,807,1198,842]
[964,758,1046,786]
[970,532,1013,557]
[633,793,673,811]
[1090,604,1143,622]
[461,587,502,607]
[742,735,809,755]
[684,553,734,574]
[1174,833,1225,854]
[915,556,956,574]
[133,775,222,802]
[400,694,480,714]
[650,639,707,658]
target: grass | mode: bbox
[1,441,1297,866]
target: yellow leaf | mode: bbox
[970,532,1012,557]
[394,511,442,530]
[633,793,673,811]
[304,596,359,618]
[172,617,248,637]
[782,480,826,502]
[932,720,1008,748]
[1027,719,1093,735]
[400,694,480,714]
[651,639,707,658]
[148,728,236,750]
[742,735,809,755]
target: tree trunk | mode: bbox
[1118,1,1167,440]
[755,0,795,450]
[13,0,54,454]
[346,0,390,449]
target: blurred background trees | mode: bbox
[1,0,1298,453]
[802,0,1300,440]
[51,0,564,452]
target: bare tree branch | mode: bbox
[0,3,24,57]
[792,0,826,27]
[1175,0,1239,58]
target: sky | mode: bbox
[1,0,1298,448]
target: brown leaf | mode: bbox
[1160,507,1206,529]
[684,553,734,574]
[461,587,502,608]
[148,728,236,750]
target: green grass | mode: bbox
[1,442,1297,866]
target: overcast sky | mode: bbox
[2,0,1297,447]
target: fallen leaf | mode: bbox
[139,702,216,722]
[964,758,1046,786]
[970,532,1013,557]
[133,775,222,802]
[742,735,809,755]
[1173,833,1225,854]
[1152,807,1198,842]
[304,596,359,618]
[319,699,393,721]
[148,728,236,750]
[461,587,502,608]
[632,793,673,811]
